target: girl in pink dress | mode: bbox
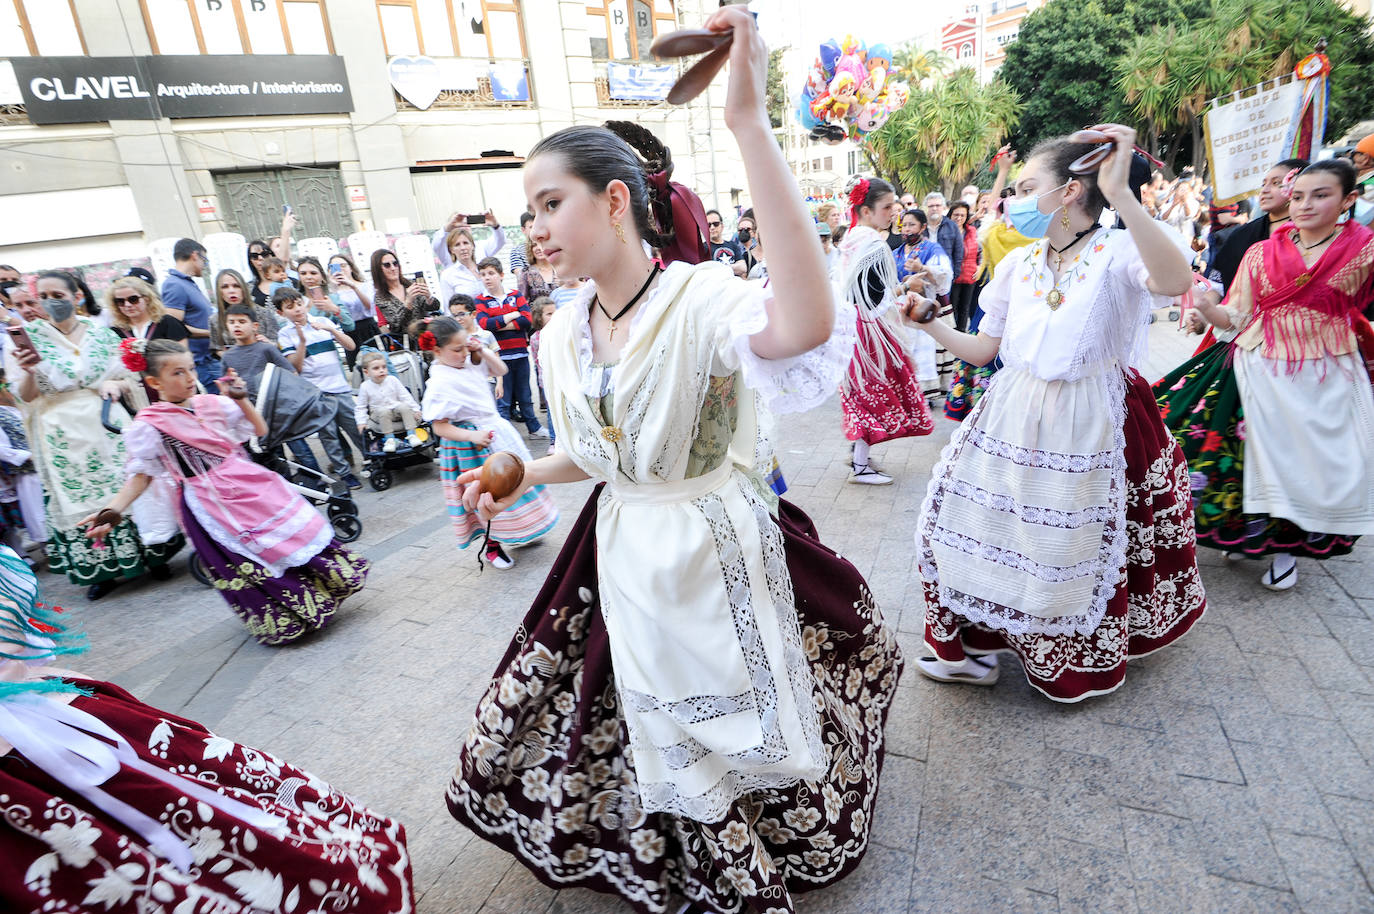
[84,340,368,645]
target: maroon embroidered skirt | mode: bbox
[0,679,414,913]
[446,490,904,913]
[924,372,1207,701]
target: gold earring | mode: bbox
[614,222,627,244]
[1060,207,1071,231]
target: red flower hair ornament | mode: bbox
[119,337,148,373]
[847,177,871,229]
[417,330,438,352]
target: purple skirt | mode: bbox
[182,493,368,646]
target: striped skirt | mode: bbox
[438,422,559,548]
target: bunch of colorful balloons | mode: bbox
[795,37,911,145]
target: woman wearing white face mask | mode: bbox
[3,271,182,599]
[908,125,1206,702]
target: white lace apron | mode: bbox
[917,229,1167,637]
[540,261,854,821]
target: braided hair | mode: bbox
[528,122,676,251]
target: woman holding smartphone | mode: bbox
[328,253,381,352]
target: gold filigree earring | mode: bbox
[614,222,627,244]
[1060,207,1071,231]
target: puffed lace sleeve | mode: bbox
[699,262,858,415]
[123,420,167,478]
[976,251,1018,338]
[1108,227,1184,309]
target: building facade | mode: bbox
[0,0,744,271]
[939,0,1045,84]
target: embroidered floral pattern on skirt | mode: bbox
[183,498,367,646]
[1154,341,1357,557]
[446,491,903,913]
[925,373,1206,702]
[0,679,414,913]
[840,321,933,446]
[47,518,182,586]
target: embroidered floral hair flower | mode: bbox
[119,336,149,373]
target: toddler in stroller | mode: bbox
[354,336,437,491]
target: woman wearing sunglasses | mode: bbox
[370,248,436,341]
[107,277,187,345]
[910,124,1206,702]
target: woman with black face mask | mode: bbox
[3,270,182,599]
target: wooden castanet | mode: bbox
[650,28,733,105]
[479,451,526,501]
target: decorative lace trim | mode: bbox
[725,291,857,417]
[621,478,825,822]
[917,369,1129,638]
[964,425,1117,472]
[944,477,1119,529]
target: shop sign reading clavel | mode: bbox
[14,55,353,125]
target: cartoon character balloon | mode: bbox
[796,36,910,144]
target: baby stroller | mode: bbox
[250,363,364,540]
[356,333,439,492]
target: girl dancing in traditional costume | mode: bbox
[911,125,1206,701]
[837,179,934,485]
[444,9,901,913]
[1157,159,1374,591]
[0,544,413,911]
[84,340,368,646]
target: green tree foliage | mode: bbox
[1117,0,1374,169]
[999,0,1207,151]
[866,68,1022,196]
[765,48,787,129]
[891,43,953,85]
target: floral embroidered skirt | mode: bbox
[439,429,559,548]
[924,372,1206,702]
[942,356,999,422]
[446,490,904,913]
[1155,341,1362,557]
[47,518,182,586]
[840,320,933,446]
[0,678,414,913]
[182,496,368,646]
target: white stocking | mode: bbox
[852,440,870,469]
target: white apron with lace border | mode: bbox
[539,260,855,822]
[917,228,1169,637]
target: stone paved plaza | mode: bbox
[45,320,1374,914]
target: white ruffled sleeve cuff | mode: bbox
[122,421,165,478]
[716,281,857,416]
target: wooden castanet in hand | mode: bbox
[480,451,526,501]
[649,28,733,105]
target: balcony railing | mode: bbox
[394,59,535,111]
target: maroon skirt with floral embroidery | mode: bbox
[0,679,414,913]
[924,372,1207,702]
[446,490,904,914]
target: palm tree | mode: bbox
[866,67,1022,196]
[891,44,954,88]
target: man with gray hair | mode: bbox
[924,192,964,272]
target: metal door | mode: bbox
[213,168,352,243]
